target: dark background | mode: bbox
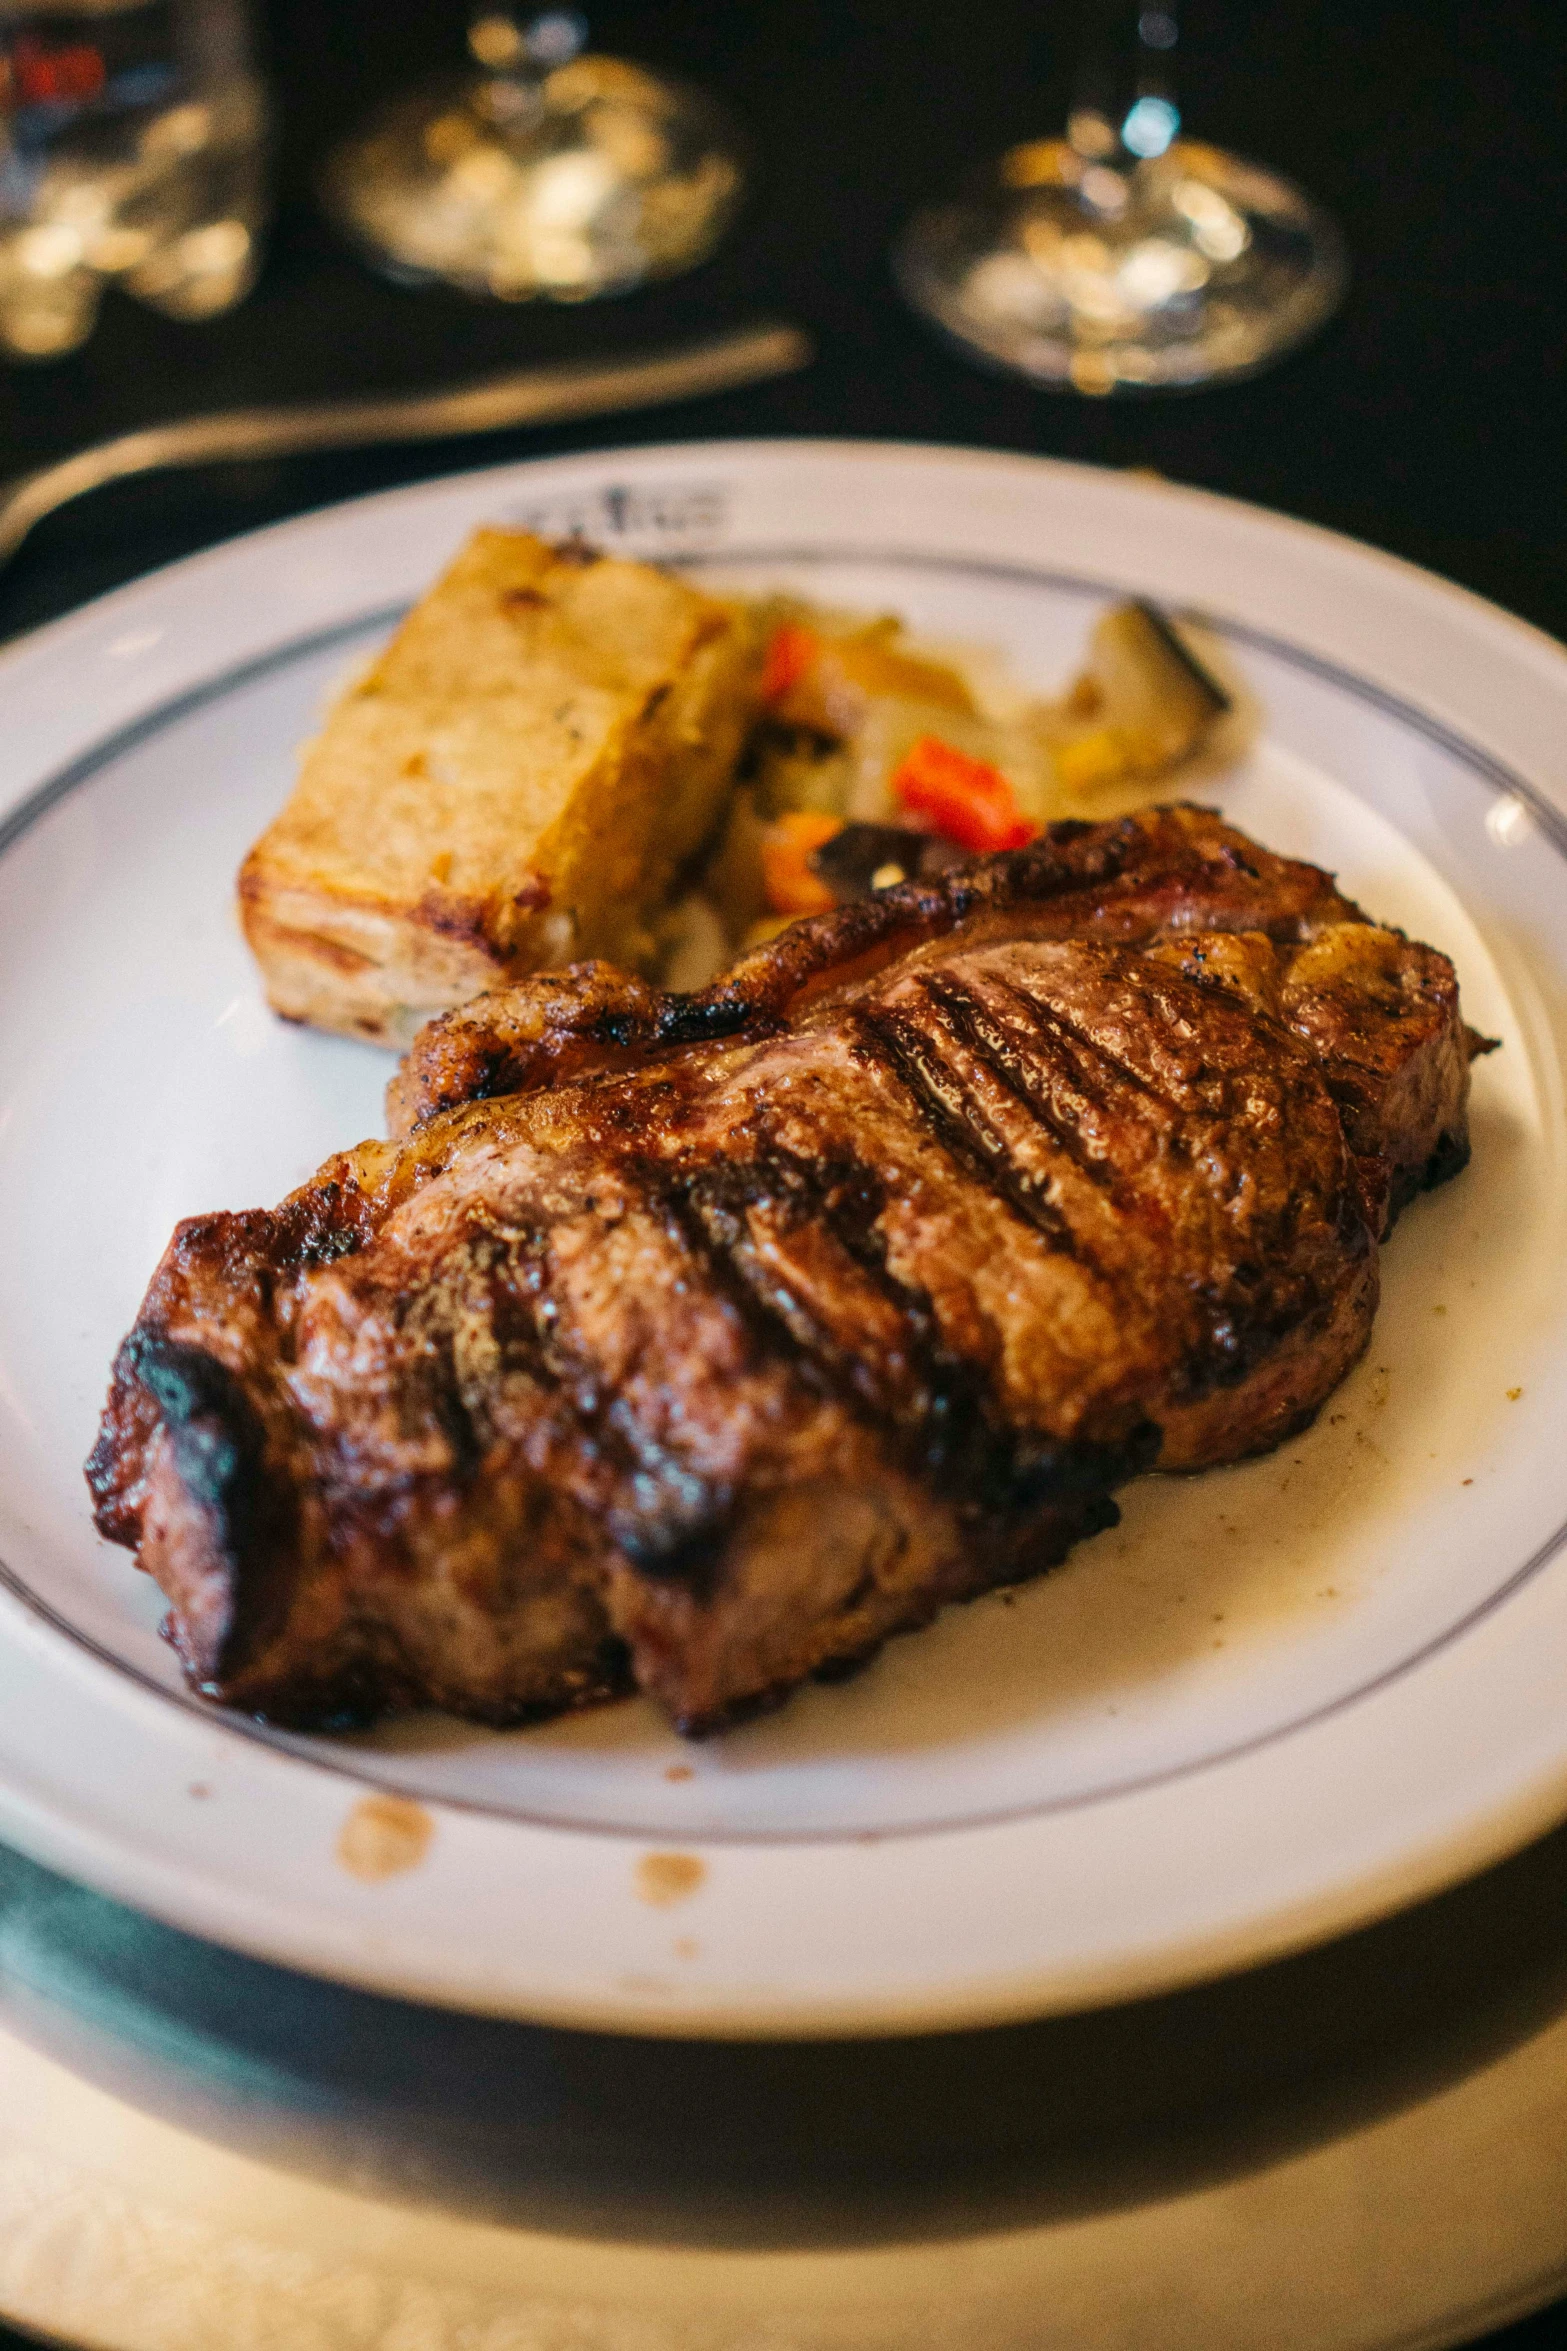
[2,2,1567,2343]
[2,0,1566,644]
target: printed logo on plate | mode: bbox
[496,478,732,549]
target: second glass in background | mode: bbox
[320,7,746,305]
[895,0,1345,392]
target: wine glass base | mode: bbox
[894,139,1345,392]
[320,56,745,304]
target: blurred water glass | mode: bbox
[0,0,268,361]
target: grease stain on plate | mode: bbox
[337,1794,434,1881]
[635,1852,706,1906]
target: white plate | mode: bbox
[2,440,1566,2038]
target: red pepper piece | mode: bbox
[890,736,1037,854]
[759,622,820,704]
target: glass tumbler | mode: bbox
[0,0,268,360]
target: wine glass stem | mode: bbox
[1070,0,1182,171]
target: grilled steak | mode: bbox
[87,808,1482,1734]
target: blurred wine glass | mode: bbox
[319,6,746,305]
[894,0,1345,392]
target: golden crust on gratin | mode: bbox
[237,529,756,1046]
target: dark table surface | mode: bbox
[2,1,1566,2343]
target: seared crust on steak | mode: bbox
[386,798,1365,1133]
[88,808,1482,1733]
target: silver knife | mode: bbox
[0,318,812,572]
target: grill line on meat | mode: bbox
[87,807,1484,1734]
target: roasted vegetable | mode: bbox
[809,822,965,902]
[700,593,1232,975]
[1051,602,1231,796]
[761,810,845,915]
[891,735,1038,852]
[761,617,974,740]
[758,621,820,705]
[749,729,854,820]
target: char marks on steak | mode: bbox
[87,808,1482,1734]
